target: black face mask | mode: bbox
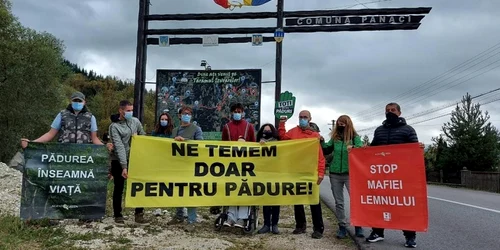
[263,131,273,139]
[337,126,345,132]
[385,112,399,124]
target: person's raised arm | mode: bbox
[22,114,62,148]
[278,121,292,140]
[32,129,59,143]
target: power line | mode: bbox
[357,92,500,132]
[353,41,500,118]
[358,53,500,121]
[353,0,370,9]
[328,0,393,10]
[407,94,500,126]
[357,87,500,129]
[412,120,500,126]
[357,51,500,121]
[352,41,500,119]
[404,87,500,120]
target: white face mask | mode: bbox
[124,111,133,120]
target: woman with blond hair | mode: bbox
[320,115,364,239]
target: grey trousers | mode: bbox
[330,173,350,227]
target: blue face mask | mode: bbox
[299,119,309,128]
[124,111,133,120]
[160,120,168,127]
[233,113,242,121]
[181,114,191,123]
[72,102,84,111]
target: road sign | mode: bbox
[274,28,284,43]
[202,35,219,46]
[252,34,263,46]
[159,35,170,47]
[285,15,424,27]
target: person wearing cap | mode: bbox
[21,91,103,148]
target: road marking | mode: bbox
[428,196,500,214]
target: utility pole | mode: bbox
[328,120,336,131]
[274,0,284,128]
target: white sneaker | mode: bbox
[234,219,245,228]
[153,208,162,216]
[223,218,234,227]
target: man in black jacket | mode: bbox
[365,102,421,248]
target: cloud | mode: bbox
[11,0,500,143]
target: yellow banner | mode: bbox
[125,136,319,207]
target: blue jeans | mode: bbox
[176,207,197,224]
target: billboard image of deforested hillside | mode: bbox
[156,69,262,140]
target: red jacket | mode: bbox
[278,123,326,178]
[222,120,256,142]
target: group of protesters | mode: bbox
[20,91,421,248]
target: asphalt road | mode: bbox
[320,176,500,250]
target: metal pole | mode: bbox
[274,0,284,128]
[133,0,147,121]
[139,0,150,122]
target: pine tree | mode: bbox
[441,93,500,171]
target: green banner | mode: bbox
[20,143,108,220]
[275,91,296,119]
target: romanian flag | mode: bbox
[214,0,272,9]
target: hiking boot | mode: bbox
[311,231,323,239]
[271,225,280,234]
[292,226,306,234]
[114,217,125,226]
[184,223,196,232]
[257,225,270,234]
[405,237,417,248]
[355,226,364,238]
[366,232,384,243]
[336,226,347,239]
[167,217,184,226]
[134,213,150,226]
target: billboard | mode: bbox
[156,69,262,140]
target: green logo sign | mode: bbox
[275,91,296,119]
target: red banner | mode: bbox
[349,143,428,232]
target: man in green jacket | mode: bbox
[321,115,364,239]
[108,100,149,226]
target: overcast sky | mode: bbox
[11,0,500,144]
